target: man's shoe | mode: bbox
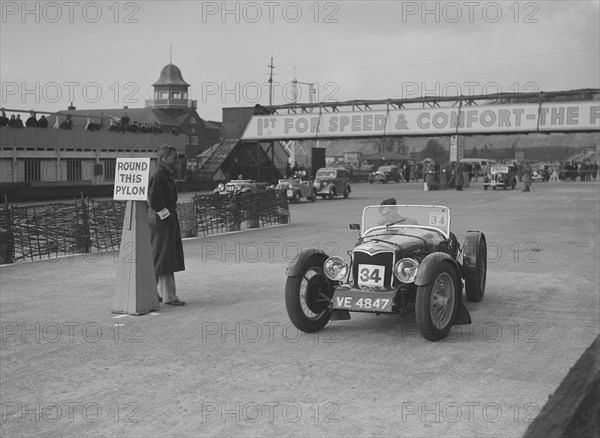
[165,299,185,306]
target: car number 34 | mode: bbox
[358,264,385,287]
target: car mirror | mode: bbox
[349,223,360,231]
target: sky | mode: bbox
[1,0,599,122]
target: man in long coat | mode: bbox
[148,145,186,306]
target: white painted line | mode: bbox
[112,314,129,319]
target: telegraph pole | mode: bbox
[267,57,275,106]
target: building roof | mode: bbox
[46,107,220,131]
[152,63,190,87]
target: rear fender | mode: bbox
[462,231,486,275]
[414,252,462,287]
[285,248,330,277]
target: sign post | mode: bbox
[112,158,159,315]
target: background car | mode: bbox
[313,167,351,199]
[368,165,401,183]
[284,204,487,341]
[276,177,317,203]
[483,164,517,190]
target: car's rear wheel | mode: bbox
[484,185,488,191]
[308,189,316,202]
[415,263,460,341]
[465,236,487,302]
[285,263,333,333]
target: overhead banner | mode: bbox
[241,101,600,140]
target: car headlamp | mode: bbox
[394,258,419,283]
[324,256,348,281]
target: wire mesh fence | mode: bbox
[0,190,289,264]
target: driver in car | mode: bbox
[377,198,417,226]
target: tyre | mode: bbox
[293,191,301,203]
[343,187,349,198]
[415,262,460,341]
[285,262,333,333]
[328,189,336,200]
[369,180,374,184]
[484,185,488,191]
[465,235,487,302]
[492,186,496,190]
[308,189,316,202]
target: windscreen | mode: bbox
[362,205,450,237]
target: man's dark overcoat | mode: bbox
[148,162,185,274]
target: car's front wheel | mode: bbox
[465,236,487,302]
[328,189,336,200]
[308,189,316,202]
[343,186,350,198]
[293,191,302,203]
[415,263,460,341]
[285,262,333,333]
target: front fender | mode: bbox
[462,231,486,274]
[285,248,330,277]
[414,252,461,286]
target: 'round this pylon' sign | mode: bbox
[113,158,151,201]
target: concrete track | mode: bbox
[1,180,598,437]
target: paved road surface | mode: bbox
[1,180,598,437]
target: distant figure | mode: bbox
[152,122,162,134]
[120,112,130,127]
[25,111,38,127]
[37,115,48,128]
[455,162,464,191]
[14,114,24,128]
[522,163,532,192]
[60,115,73,130]
[0,111,8,126]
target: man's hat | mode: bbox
[380,198,397,206]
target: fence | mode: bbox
[0,191,289,264]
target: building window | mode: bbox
[191,135,199,145]
[67,161,82,181]
[172,91,181,99]
[24,159,41,182]
[160,91,168,99]
[183,92,188,99]
[103,159,116,180]
[190,117,196,124]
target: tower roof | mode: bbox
[153,63,190,87]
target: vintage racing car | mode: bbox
[483,164,517,190]
[276,177,317,203]
[284,204,487,341]
[213,179,268,195]
[313,167,351,199]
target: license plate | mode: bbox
[333,295,393,312]
[287,189,293,197]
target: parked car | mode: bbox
[276,177,317,203]
[213,179,268,195]
[313,167,351,199]
[284,204,487,341]
[483,164,517,190]
[368,165,400,183]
